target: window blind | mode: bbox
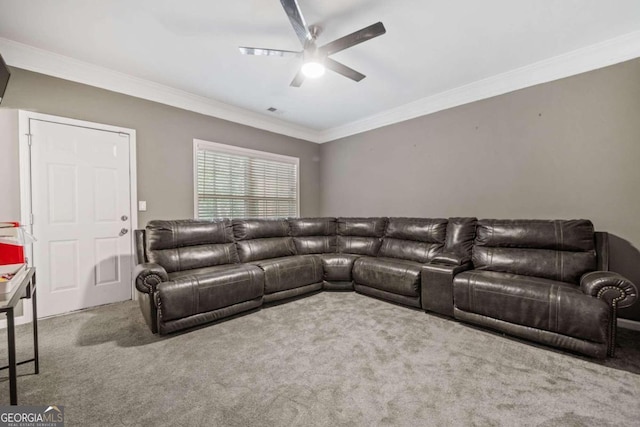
[196,144,299,219]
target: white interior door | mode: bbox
[29,119,133,318]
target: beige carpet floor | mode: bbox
[1,291,640,426]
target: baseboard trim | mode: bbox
[618,318,640,331]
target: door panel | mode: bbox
[95,237,120,285]
[48,164,77,223]
[30,119,132,318]
[94,168,118,222]
[48,240,79,292]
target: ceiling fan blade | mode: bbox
[280,0,312,46]
[325,58,366,82]
[319,22,386,56]
[290,70,305,87]
[239,47,301,57]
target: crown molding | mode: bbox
[2,31,640,145]
[0,38,324,143]
[317,30,640,143]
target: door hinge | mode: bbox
[26,133,32,146]
[29,213,34,225]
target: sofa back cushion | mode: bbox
[289,217,337,254]
[472,219,596,284]
[233,218,296,262]
[289,217,337,236]
[145,219,238,273]
[337,217,386,256]
[379,218,447,263]
[233,218,290,240]
[337,217,386,237]
[236,238,296,262]
[385,217,447,242]
[442,217,478,262]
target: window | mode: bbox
[194,139,299,219]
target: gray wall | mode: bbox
[0,109,19,219]
[0,68,322,224]
[320,58,640,320]
[3,61,640,320]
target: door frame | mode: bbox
[16,110,138,324]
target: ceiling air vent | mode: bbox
[266,107,284,115]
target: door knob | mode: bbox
[121,215,128,221]
[119,228,129,236]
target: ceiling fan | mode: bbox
[239,0,386,87]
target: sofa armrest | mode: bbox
[580,271,637,357]
[431,251,470,266]
[421,262,473,317]
[423,262,473,275]
[580,271,638,308]
[133,263,169,294]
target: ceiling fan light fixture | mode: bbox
[301,60,325,78]
[239,0,386,87]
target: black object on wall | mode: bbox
[0,54,11,105]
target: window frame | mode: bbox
[192,139,300,219]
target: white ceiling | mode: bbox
[1,0,640,142]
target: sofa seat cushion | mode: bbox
[353,257,422,297]
[453,270,609,343]
[255,255,323,295]
[157,264,264,322]
[168,264,243,280]
[320,254,360,281]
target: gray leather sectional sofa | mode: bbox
[133,217,637,358]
